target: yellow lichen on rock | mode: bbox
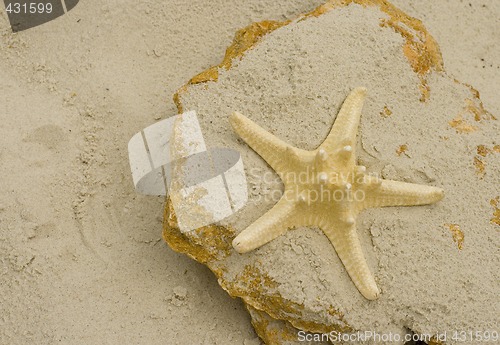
[472,144,499,178]
[173,0,445,111]
[174,20,289,113]
[380,105,392,118]
[490,197,500,227]
[246,306,305,345]
[461,83,497,122]
[473,156,486,178]
[396,144,408,156]
[477,144,500,157]
[163,199,234,264]
[444,223,464,250]
[163,198,352,337]
[220,264,352,335]
[449,116,478,134]
[303,0,444,99]
[449,83,497,134]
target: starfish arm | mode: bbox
[232,198,297,253]
[363,179,444,209]
[321,219,380,300]
[230,112,308,173]
[319,87,366,155]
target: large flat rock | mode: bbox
[164,1,499,343]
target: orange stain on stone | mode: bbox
[380,106,393,118]
[473,145,499,177]
[396,144,408,156]
[473,157,486,178]
[444,223,464,250]
[174,0,445,112]
[449,84,496,134]
[490,197,500,227]
[449,116,478,134]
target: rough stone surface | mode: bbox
[164,1,499,344]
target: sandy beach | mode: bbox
[0,1,498,344]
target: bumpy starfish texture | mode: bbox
[229,87,444,300]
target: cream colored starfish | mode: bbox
[229,87,444,300]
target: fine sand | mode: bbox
[0,1,498,344]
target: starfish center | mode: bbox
[228,87,444,300]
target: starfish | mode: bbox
[229,87,444,300]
